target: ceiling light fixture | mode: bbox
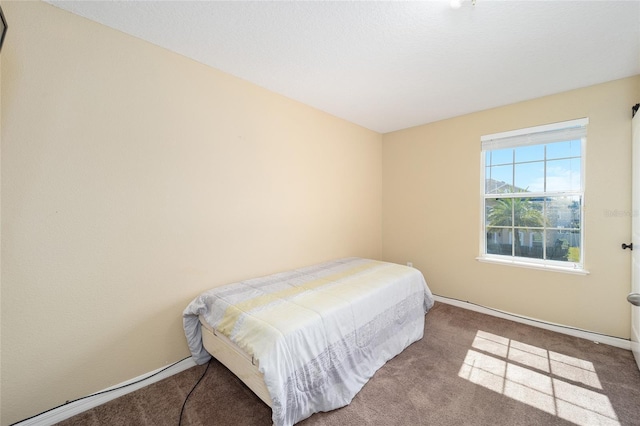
[450,0,476,9]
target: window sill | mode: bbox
[476,256,590,275]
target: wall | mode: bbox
[383,75,640,340]
[0,6,3,417]
[0,2,382,424]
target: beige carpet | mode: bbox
[56,302,640,425]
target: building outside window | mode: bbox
[480,118,587,272]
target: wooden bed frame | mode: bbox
[199,316,273,407]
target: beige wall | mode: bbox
[0,5,3,416]
[0,2,382,424]
[383,75,640,340]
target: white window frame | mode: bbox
[478,118,589,275]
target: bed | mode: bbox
[183,257,434,426]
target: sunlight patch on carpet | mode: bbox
[458,331,618,426]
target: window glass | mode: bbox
[488,149,513,166]
[515,145,544,163]
[486,198,512,227]
[546,158,581,192]
[547,140,581,159]
[486,165,513,193]
[512,198,545,228]
[514,161,544,191]
[481,120,586,269]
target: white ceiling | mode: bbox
[46,0,640,133]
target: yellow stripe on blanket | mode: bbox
[217,260,379,338]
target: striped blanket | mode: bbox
[183,258,434,426]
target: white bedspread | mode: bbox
[183,258,434,426]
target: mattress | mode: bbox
[199,315,273,406]
[183,257,434,426]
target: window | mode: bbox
[480,118,587,272]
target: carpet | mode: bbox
[56,302,640,425]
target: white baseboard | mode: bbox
[12,357,198,426]
[433,295,632,351]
